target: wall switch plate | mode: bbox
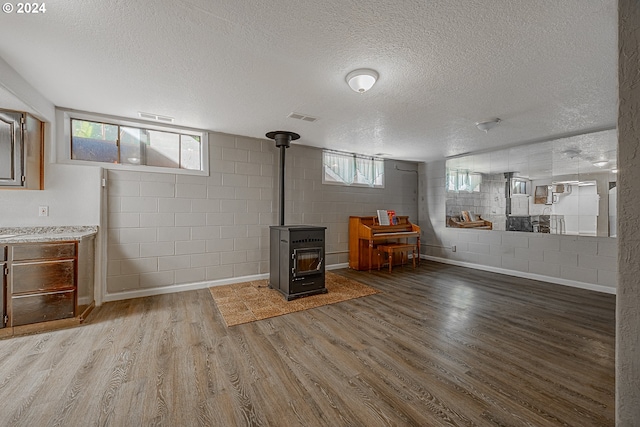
[451,245,456,252]
[38,206,49,217]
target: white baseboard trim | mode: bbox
[102,262,351,303]
[103,272,269,303]
[327,262,349,270]
[104,256,615,303]
[78,296,93,306]
[422,255,617,295]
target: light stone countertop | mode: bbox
[0,226,98,244]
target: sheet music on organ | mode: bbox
[377,210,390,226]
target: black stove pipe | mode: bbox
[504,172,513,230]
[504,172,513,216]
[265,131,300,226]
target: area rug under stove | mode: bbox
[209,271,381,327]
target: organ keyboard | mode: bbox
[348,215,420,271]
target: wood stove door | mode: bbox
[292,247,323,278]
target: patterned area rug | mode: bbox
[209,271,381,327]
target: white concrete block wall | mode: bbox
[419,160,617,293]
[106,131,418,298]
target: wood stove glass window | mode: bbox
[294,248,323,276]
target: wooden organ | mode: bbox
[348,216,420,271]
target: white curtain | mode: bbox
[324,151,356,184]
[355,155,384,186]
[446,169,482,192]
[323,151,384,187]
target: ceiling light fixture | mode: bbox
[563,149,581,159]
[346,69,378,93]
[475,118,501,132]
[593,160,608,167]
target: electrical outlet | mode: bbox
[451,245,456,252]
[38,206,49,217]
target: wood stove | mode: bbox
[265,130,327,300]
[269,225,327,300]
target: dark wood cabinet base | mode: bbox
[0,301,95,339]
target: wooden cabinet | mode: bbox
[0,234,95,338]
[9,242,77,326]
[0,110,44,190]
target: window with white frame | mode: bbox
[322,150,384,188]
[446,169,482,192]
[58,109,208,175]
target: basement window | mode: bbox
[446,169,482,192]
[322,150,384,188]
[58,109,208,175]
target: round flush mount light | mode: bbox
[346,68,378,93]
[563,149,581,159]
[475,118,501,132]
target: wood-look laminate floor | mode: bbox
[0,262,615,426]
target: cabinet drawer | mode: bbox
[12,259,75,294]
[11,290,75,326]
[12,242,76,261]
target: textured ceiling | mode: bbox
[0,0,617,162]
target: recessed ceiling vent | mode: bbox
[138,112,175,123]
[288,112,318,122]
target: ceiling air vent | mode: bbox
[138,112,175,123]
[288,112,318,123]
